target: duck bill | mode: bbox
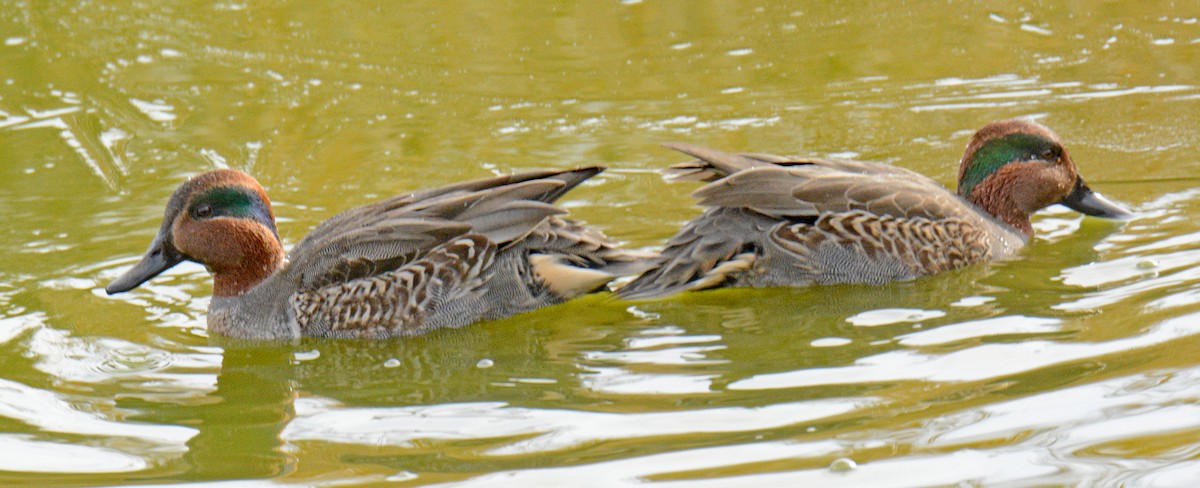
[105,233,185,294]
[1061,177,1134,219]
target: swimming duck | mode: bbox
[618,119,1133,299]
[106,167,644,339]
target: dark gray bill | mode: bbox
[1061,177,1134,219]
[105,233,185,294]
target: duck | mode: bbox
[618,119,1133,299]
[106,166,646,339]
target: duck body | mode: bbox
[619,120,1132,299]
[108,167,642,339]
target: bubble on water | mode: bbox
[387,471,418,482]
[476,358,494,369]
[811,337,852,347]
[829,457,858,472]
[951,296,995,307]
[1020,23,1052,36]
[626,306,660,320]
[847,308,945,327]
[383,358,401,368]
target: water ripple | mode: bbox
[895,315,1062,347]
[438,445,1058,488]
[939,368,1196,441]
[0,378,194,446]
[0,434,148,474]
[283,396,874,456]
[730,311,1200,390]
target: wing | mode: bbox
[766,211,993,284]
[660,142,938,182]
[662,142,973,220]
[691,164,980,223]
[290,234,497,337]
[660,142,784,182]
[288,167,603,259]
[619,143,994,298]
[512,215,657,298]
[618,207,776,299]
[283,167,603,291]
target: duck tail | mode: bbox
[661,142,778,182]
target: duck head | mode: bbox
[957,119,1132,236]
[106,169,285,297]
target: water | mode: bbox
[1,1,1199,485]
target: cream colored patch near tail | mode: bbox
[688,252,757,291]
[528,253,616,298]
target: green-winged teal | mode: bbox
[106,167,644,339]
[619,119,1133,299]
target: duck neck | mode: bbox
[178,219,286,297]
[212,246,284,297]
[964,174,1035,237]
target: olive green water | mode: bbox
[1,1,1199,486]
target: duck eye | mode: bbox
[1040,148,1058,161]
[195,204,213,218]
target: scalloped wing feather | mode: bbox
[769,211,993,283]
[288,167,602,261]
[660,142,781,182]
[290,235,495,337]
[283,168,601,292]
[621,143,998,297]
[618,207,774,299]
[691,164,980,223]
[289,218,472,289]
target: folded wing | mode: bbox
[620,144,992,298]
[284,168,602,291]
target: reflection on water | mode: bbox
[1,0,1200,486]
[730,311,1200,390]
[284,397,873,456]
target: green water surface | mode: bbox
[1,1,1199,486]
